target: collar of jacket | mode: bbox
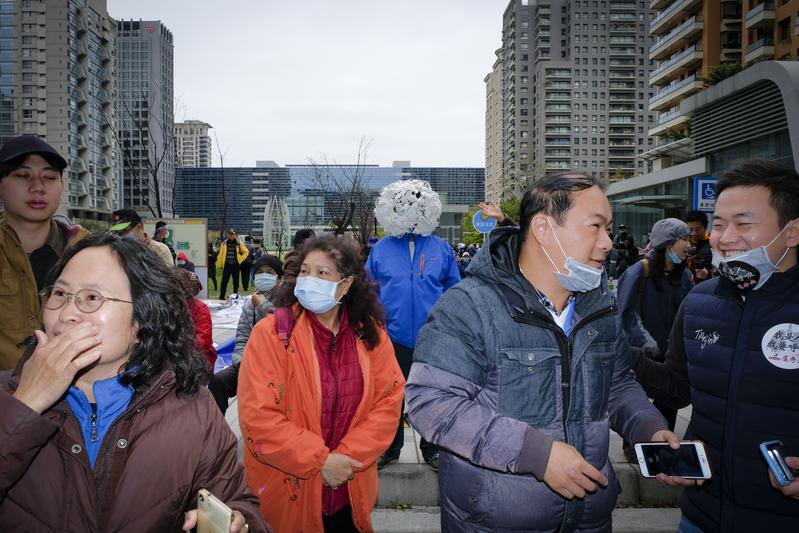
[469,225,615,325]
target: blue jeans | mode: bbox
[678,515,705,533]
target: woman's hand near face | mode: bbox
[321,453,363,489]
[13,323,103,414]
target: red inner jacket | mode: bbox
[187,298,217,372]
[307,307,363,516]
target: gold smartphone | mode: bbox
[197,489,233,533]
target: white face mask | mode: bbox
[539,218,603,293]
[712,221,794,291]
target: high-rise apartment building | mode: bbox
[484,49,504,202]
[496,0,657,193]
[174,120,213,168]
[645,1,798,171]
[744,0,799,63]
[647,1,743,152]
[0,0,118,219]
[116,20,175,217]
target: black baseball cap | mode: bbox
[109,209,142,233]
[0,135,68,171]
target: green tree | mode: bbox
[461,205,484,245]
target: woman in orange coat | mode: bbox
[238,235,404,533]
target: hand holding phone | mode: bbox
[635,441,712,480]
[760,440,796,487]
[196,489,236,533]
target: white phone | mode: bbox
[634,441,712,479]
[197,489,234,533]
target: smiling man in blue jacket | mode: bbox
[366,179,460,470]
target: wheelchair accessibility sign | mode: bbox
[692,176,718,212]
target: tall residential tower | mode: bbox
[174,120,213,167]
[493,0,657,198]
[116,19,175,217]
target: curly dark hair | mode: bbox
[271,234,386,349]
[44,232,208,395]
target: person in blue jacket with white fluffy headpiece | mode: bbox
[366,179,460,471]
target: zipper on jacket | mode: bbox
[90,403,99,442]
[515,304,616,442]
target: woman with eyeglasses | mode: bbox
[238,234,404,533]
[0,233,270,532]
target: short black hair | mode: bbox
[716,159,799,227]
[519,171,605,242]
[46,233,209,394]
[292,228,316,249]
[0,153,65,180]
[684,210,708,228]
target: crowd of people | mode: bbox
[1,133,798,533]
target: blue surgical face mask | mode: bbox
[539,219,604,293]
[294,275,347,314]
[253,273,277,293]
[711,221,794,291]
[667,247,683,265]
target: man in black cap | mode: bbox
[0,135,89,369]
[108,208,173,267]
[154,220,177,265]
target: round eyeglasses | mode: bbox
[40,287,133,314]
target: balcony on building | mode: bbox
[649,44,703,85]
[545,114,572,124]
[609,104,636,113]
[648,73,703,111]
[648,107,690,137]
[721,32,743,59]
[70,158,89,175]
[545,126,572,134]
[744,36,775,62]
[609,70,637,81]
[609,1,637,11]
[68,180,89,198]
[545,69,571,79]
[610,21,637,33]
[649,15,704,60]
[536,17,551,30]
[650,0,671,9]
[545,81,571,89]
[795,15,799,36]
[545,104,572,114]
[609,126,636,137]
[544,137,572,146]
[546,91,571,101]
[650,0,703,36]
[745,1,775,30]
[545,161,572,170]
[609,13,637,22]
[610,46,637,57]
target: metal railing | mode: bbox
[651,45,699,77]
[650,74,698,105]
[746,1,775,21]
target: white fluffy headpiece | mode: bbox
[374,179,442,237]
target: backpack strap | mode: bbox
[273,307,295,348]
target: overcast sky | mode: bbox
[107,1,507,168]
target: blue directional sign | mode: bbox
[693,176,718,213]
[472,210,498,234]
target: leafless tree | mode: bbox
[108,90,175,218]
[213,130,229,236]
[307,137,374,245]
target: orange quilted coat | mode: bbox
[238,308,404,533]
